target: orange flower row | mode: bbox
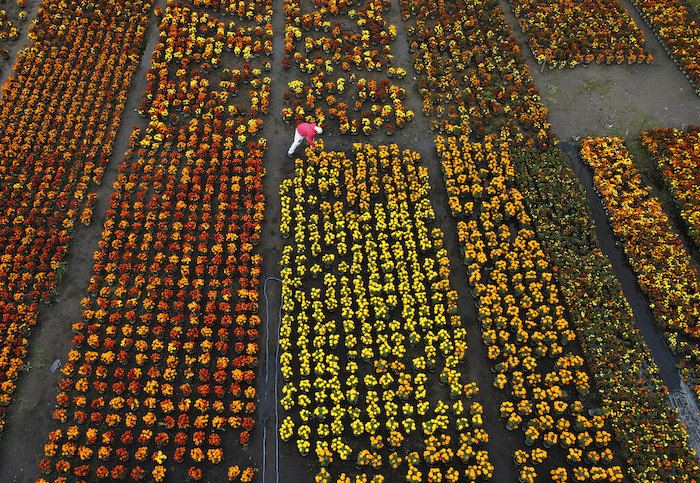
[582,137,700,404]
[640,127,700,245]
[0,0,152,434]
[582,137,700,340]
[37,2,269,482]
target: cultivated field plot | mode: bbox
[0,0,698,482]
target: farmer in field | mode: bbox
[288,122,323,158]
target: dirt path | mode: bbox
[255,0,295,479]
[499,0,700,141]
[559,143,681,391]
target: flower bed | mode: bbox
[0,0,152,434]
[640,126,700,246]
[510,0,649,68]
[138,3,272,122]
[281,0,414,137]
[511,145,700,481]
[278,142,493,482]
[633,0,700,95]
[36,3,269,481]
[283,0,395,75]
[437,135,624,483]
[400,0,555,146]
[283,76,413,135]
[581,137,700,406]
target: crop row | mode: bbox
[512,145,700,481]
[278,142,493,482]
[36,2,269,481]
[633,0,700,94]
[0,0,152,434]
[581,138,700,341]
[510,0,649,68]
[640,126,700,246]
[581,137,700,403]
[437,135,623,483]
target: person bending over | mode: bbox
[288,122,323,158]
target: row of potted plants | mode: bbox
[633,0,700,95]
[282,75,414,134]
[37,3,267,481]
[401,0,556,146]
[0,0,153,434]
[437,134,624,483]
[581,137,700,342]
[510,0,650,68]
[283,0,395,75]
[278,142,494,482]
[640,126,700,246]
[580,137,700,405]
[511,145,700,482]
[638,128,700,398]
[191,0,272,19]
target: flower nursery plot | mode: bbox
[510,0,650,68]
[581,136,700,406]
[0,0,152,435]
[34,1,271,481]
[511,145,700,481]
[401,0,556,145]
[437,134,623,483]
[282,0,416,137]
[278,142,493,482]
[1,0,700,480]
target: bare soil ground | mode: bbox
[0,0,698,481]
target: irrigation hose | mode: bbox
[263,276,283,483]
